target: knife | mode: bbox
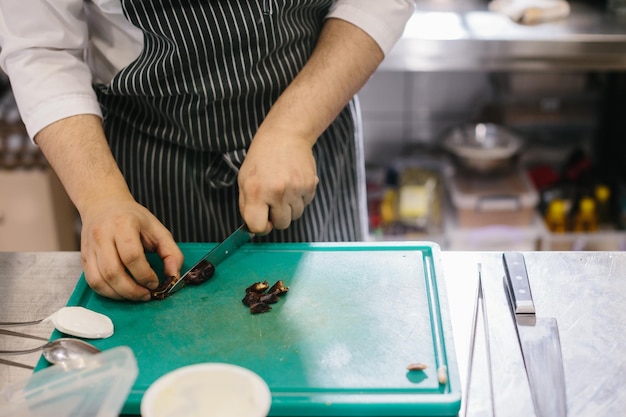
[166,224,255,295]
[502,252,567,417]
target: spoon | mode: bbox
[0,306,114,339]
[0,338,101,365]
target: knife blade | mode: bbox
[167,224,255,295]
[503,251,567,417]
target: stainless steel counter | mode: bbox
[382,1,626,71]
[1,250,624,416]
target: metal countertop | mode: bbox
[0,250,624,416]
[382,1,626,71]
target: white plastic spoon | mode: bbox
[0,306,114,339]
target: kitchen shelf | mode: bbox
[381,1,626,71]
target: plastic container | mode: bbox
[141,363,272,417]
[0,346,137,417]
[397,166,443,232]
[446,167,539,227]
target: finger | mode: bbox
[81,250,124,300]
[269,202,292,230]
[95,242,152,301]
[116,234,159,290]
[289,196,306,220]
[242,201,273,235]
[150,229,184,281]
[302,176,319,205]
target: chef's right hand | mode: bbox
[78,197,183,301]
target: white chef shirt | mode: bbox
[0,0,414,139]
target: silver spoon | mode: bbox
[0,338,101,365]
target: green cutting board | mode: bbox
[38,242,461,416]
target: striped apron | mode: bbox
[95,0,367,242]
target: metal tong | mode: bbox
[0,328,48,370]
[463,263,495,417]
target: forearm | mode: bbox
[257,17,384,145]
[239,18,385,233]
[34,114,134,213]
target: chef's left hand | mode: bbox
[238,127,318,235]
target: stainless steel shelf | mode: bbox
[381,2,626,71]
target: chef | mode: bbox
[0,1,414,301]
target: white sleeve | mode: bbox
[326,0,415,55]
[0,0,102,139]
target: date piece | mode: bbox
[184,260,216,285]
[150,276,178,300]
[242,280,289,314]
[250,302,272,314]
[245,280,269,294]
[268,280,289,295]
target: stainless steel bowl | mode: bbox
[442,123,523,173]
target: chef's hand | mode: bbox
[238,127,318,235]
[34,115,184,302]
[238,17,386,235]
[79,196,184,301]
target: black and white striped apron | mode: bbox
[95,0,367,242]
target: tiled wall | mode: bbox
[357,71,493,164]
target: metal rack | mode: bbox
[381,1,626,72]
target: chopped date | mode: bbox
[150,276,178,300]
[242,292,261,307]
[245,280,269,294]
[184,260,215,285]
[249,302,272,314]
[243,280,289,314]
[268,280,289,295]
[150,260,216,300]
[259,293,280,304]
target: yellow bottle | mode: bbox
[380,189,397,226]
[573,197,598,232]
[594,185,612,229]
[545,199,568,233]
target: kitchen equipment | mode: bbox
[0,328,47,341]
[167,224,255,295]
[446,167,539,227]
[0,338,101,365]
[36,242,461,416]
[0,357,34,370]
[442,123,522,174]
[141,363,272,417]
[463,264,495,417]
[0,306,114,339]
[0,346,137,417]
[502,252,567,417]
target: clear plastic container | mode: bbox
[446,167,539,227]
[0,346,137,417]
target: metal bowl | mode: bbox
[442,123,523,173]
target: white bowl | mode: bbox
[141,363,272,417]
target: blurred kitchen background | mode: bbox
[2,0,626,251]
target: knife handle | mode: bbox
[502,252,536,315]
